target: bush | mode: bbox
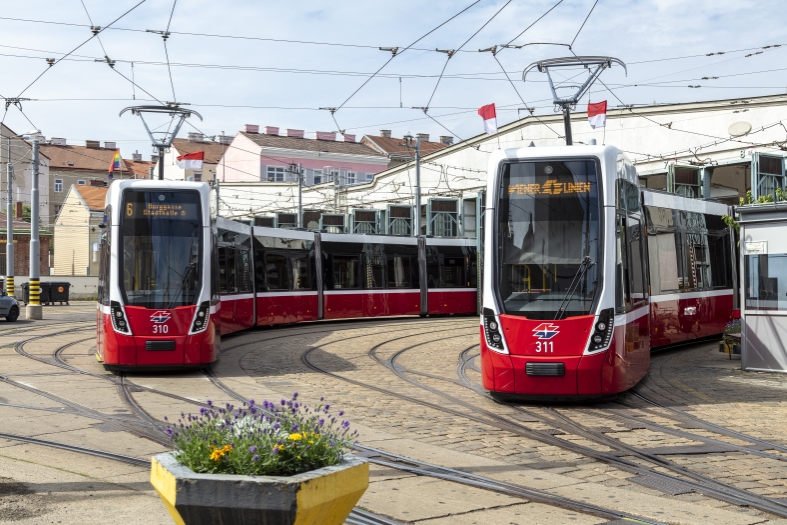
[723,319,741,344]
[166,393,357,477]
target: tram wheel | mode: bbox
[6,306,19,322]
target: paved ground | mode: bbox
[1,305,787,524]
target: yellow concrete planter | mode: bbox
[150,452,368,525]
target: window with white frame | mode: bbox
[54,179,63,192]
[77,180,86,185]
[346,172,356,185]
[267,166,285,182]
[193,172,202,182]
[366,173,374,181]
[312,169,322,185]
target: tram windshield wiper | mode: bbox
[166,262,197,309]
[554,256,595,321]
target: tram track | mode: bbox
[293,327,787,519]
[205,363,667,525]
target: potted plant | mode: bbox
[720,319,741,355]
[150,393,367,525]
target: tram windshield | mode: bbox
[120,190,202,308]
[497,160,601,319]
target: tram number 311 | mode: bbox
[535,341,555,353]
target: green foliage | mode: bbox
[167,394,357,477]
[723,319,741,345]
[21,205,31,223]
[721,214,739,232]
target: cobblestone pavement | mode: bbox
[2,308,787,524]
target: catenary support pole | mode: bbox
[158,146,165,180]
[26,138,41,319]
[414,136,421,236]
[6,137,13,298]
[563,107,573,146]
[298,163,303,228]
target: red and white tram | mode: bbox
[96,181,217,369]
[216,218,478,335]
[480,145,735,399]
[96,180,478,369]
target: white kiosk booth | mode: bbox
[739,202,787,373]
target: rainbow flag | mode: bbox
[108,149,122,178]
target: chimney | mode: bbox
[439,135,454,145]
[187,132,205,142]
[103,141,116,150]
[131,150,142,162]
[216,135,233,145]
[340,133,356,143]
[15,202,22,219]
[316,131,335,141]
[151,154,159,164]
[244,124,259,134]
[380,130,392,138]
[89,180,107,187]
[50,137,67,146]
[148,166,155,179]
[264,126,279,135]
[85,140,100,149]
[286,129,304,138]
[416,133,430,142]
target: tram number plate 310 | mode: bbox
[535,341,555,353]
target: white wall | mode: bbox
[8,275,98,301]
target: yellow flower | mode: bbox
[297,456,301,460]
[209,444,233,462]
[288,433,303,441]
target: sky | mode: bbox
[0,0,785,158]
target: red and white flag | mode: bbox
[478,103,498,134]
[587,101,607,129]
[176,151,204,170]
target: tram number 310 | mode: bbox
[535,341,555,353]
[152,325,169,334]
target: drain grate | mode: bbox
[628,474,695,495]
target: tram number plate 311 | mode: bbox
[535,341,555,353]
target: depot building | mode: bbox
[217,94,787,238]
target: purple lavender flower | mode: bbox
[280,399,286,406]
[249,399,255,406]
[338,410,344,416]
[249,446,257,453]
[200,407,208,415]
[252,454,259,462]
[165,428,173,436]
[163,416,168,421]
[272,447,279,455]
[206,400,212,406]
[318,419,325,426]
[292,392,298,400]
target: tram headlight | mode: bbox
[191,301,210,334]
[110,301,130,334]
[483,308,507,353]
[589,308,614,351]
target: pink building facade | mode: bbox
[216,126,388,186]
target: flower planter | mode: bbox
[150,452,368,525]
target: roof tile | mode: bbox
[240,132,384,157]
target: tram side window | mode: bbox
[467,247,478,288]
[615,215,631,311]
[708,234,731,288]
[627,216,648,306]
[441,256,465,287]
[652,231,682,292]
[98,234,109,305]
[291,254,312,290]
[387,255,413,288]
[332,256,360,289]
[745,254,787,310]
[236,249,253,293]
[218,247,237,293]
[265,253,289,291]
[679,235,696,290]
[364,255,385,289]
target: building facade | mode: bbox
[0,124,52,229]
[361,131,451,169]
[0,211,51,277]
[216,125,388,186]
[217,94,787,237]
[53,185,107,276]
